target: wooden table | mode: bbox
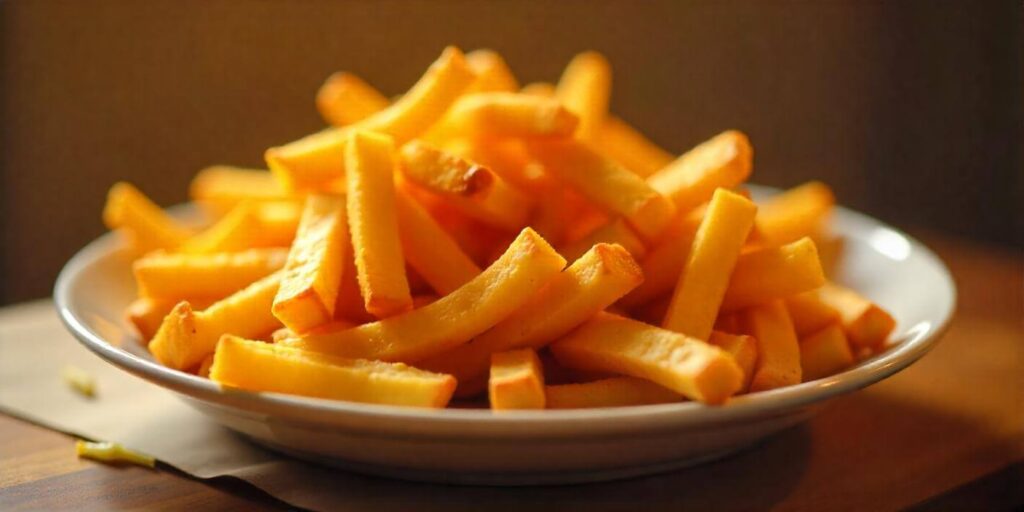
[1,233,1021,511]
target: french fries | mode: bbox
[489,348,546,410]
[272,195,348,333]
[102,48,898,409]
[346,131,413,318]
[211,335,456,408]
[551,313,744,404]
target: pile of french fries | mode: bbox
[102,47,896,410]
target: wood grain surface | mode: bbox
[0,232,1021,511]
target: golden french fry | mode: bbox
[266,46,475,190]
[443,137,548,192]
[558,218,647,263]
[799,324,854,381]
[345,131,413,318]
[489,348,546,410]
[395,183,482,294]
[521,82,556,97]
[551,312,743,404]
[545,377,681,409]
[189,166,289,210]
[818,282,896,350]
[417,243,643,395]
[594,116,673,178]
[662,189,757,339]
[102,182,192,252]
[272,195,348,333]
[178,202,268,254]
[133,248,288,301]
[125,298,180,341]
[741,301,802,392]
[709,331,758,393]
[149,272,283,370]
[527,139,676,241]
[556,51,611,141]
[616,206,705,309]
[721,237,825,311]
[280,228,566,363]
[647,131,753,213]
[251,200,303,247]
[530,186,607,247]
[211,335,456,408]
[786,289,841,336]
[447,92,578,138]
[399,140,531,231]
[465,49,519,93]
[316,72,390,126]
[753,181,835,246]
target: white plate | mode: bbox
[54,188,956,485]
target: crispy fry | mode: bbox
[786,289,842,336]
[102,182,192,252]
[266,46,475,190]
[594,116,673,178]
[447,93,578,138]
[708,331,758,393]
[527,139,676,240]
[818,282,896,350]
[465,49,519,93]
[211,335,456,408]
[149,272,283,370]
[316,72,390,126]
[189,166,289,210]
[444,137,548,192]
[799,324,853,381]
[394,183,481,294]
[647,131,753,213]
[346,131,413,318]
[399,140,531,231]
[550,313,743,404]
[126,297,215,340]
[488,348,546,410]
[753,181,835,246]
[417,243,643,395]
[545,377,681,409]
[178,202,269,254]
[662,189,757,339]
[616,206,705,309]
[280,228,566,363]
[558,218,647,263]
[133,248,288,300]
[556,51,611,141]
[740,301,802,392]
[721,237,825,311]
[272,195,348,333]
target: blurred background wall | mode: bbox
[1,0,1020,305]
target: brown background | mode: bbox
[1,0,1021,305]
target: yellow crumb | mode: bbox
[75,440,155,468]
[61,365,96,397]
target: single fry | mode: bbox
[417,243,643,394]
[465,49,519,93]
[545,377,681,409]
[61,365,96,398]
[800,324,854,381]
[316,72,390,126]
[126,297,214,340]
[616,206,704,309]
[133,248,288,300]
[211,335,456,408]
[102,182,192,252]
[556,51,611,141]
[647,131,753,213]
[394,183,482,294]
[488,348,546,410]
[272,195,348,333]
[786,289,842,336]
[662,189,757,340]
[346,131,413,318]
[818,282,896,350]
[709,331,758,393]
[521,82,556,97]
[754,181,835,246]
[178,202,267,254]
[149,272,283,370]
[558,218,647,263]
[266,46,474,190]
[527,139,676,240]
[189,166,288,210]
[280,228,566,363]
[252,200,303,247]
[550,313,743,404]
[399,140,531,230]
[721,237,826,311]
[595,116,674,178]
[741,301,802,392]
[447,92,578,138]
